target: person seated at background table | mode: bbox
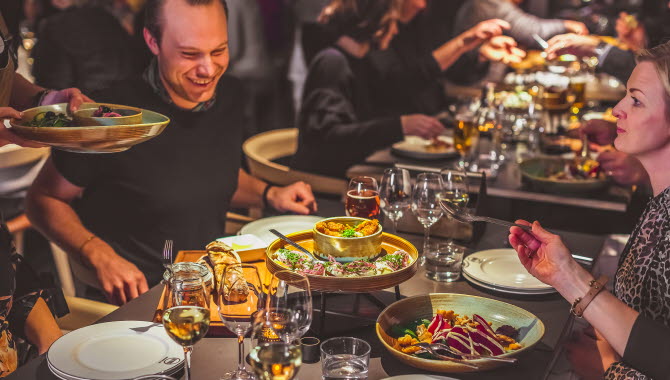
[544,1,670,83]
[0,220,62,377]
[25,0,318,306]
[509,41,670,379]
[367,0,526,117]
[453,0,588,49]
[290,0,510,178]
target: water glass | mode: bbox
[379,168,411,233]
[423,242,465,282]
[320,337,370,380]
[411,173,444,258]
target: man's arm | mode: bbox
[26,158,148,305]
[231,169,318,214]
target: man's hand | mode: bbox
[564,20,589,35]
[41,88,94,112]
[401,114,445,139]
[0,107,46,147]
[267,181,318,215]
[479,36,526,64]
[84,238,149,305]
[462,19,510,51]
[597,150,649,186]
[545,33,600,60]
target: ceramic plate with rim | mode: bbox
[462,249,554,291]
[463,272,556,295]
[381,375,459,380]
[47,321,183,380]
[239,215,323,245]
[391,136,458,160]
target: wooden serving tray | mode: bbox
[154,250,270,337]
[266,231,418,293]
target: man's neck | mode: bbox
[159,74,198,110]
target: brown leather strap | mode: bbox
[570,275,608,317]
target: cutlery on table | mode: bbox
[416,342,517,363]
[409,343,480,369]
[162,239,173,276]
[269,229,327,262]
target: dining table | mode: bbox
[8,197,607,380]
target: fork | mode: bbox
[163,239,174,276]
[409,343,480,369]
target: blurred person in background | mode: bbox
[453,0,589,49]
[509,41,670,379]
[291,0,512,178]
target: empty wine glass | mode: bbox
[411,173,444,257]
[379,168,411,233]
[265,270,312,343]
[345,176,380,219]
[440,168,470,252]
[162,277,210,380]
[216,264,263,380]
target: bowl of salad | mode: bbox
[9,103,169,153]
[519,157,609,194]
[73,103,143,126]
[313,217,383,261]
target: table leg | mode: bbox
[395,285,401,300]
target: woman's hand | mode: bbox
[462,19,510,51]
[479,36,526,64]
[508,220,576,287]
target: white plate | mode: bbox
[381,375,460,380]
[47,321,184,380]
[463,272,556,295]
[462,249,554,291]
[391,136,458,160]
[238,215,323,245]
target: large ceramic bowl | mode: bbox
[73,103,143,126]
[9,103,169,153]
[313,217,382,261]
[376,293,545,373]
[519,157,609,194]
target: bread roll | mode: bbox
[206,241,249,302]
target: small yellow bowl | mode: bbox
[313,217,382,262]
[73,103,143,126]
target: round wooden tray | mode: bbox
[265,230,418,293]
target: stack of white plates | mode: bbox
[462,249,556,295]
[47,321,184,380]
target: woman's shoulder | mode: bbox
[309,48,354,80]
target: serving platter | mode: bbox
[266,230,419,293]
[376,293,545,373]
[10,103,170,153]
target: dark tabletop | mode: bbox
[9,198,606,380]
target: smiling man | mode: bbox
[26,0,317,305]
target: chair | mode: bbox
[243,128,347,196]
[57,296,118,333]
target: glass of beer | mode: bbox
[345,176,380,219]
[454,111,479,169]
[569,75,587,110]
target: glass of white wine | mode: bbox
[379,168,411,234]
[266,271,312,342]
[216,264,263,380]
[249,314,302,380]
[411,172,444,257]
[162,277,210,380]
[440,168,470,252]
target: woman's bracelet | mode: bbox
[570,275,608,317]
[78,235,98,255]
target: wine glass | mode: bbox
[162,277,210,380]
[265,270,312,342]
[249,312,303,380]
[345,176,380,219]
[216,264,263,380]
[440,168,470,252]
[379,168,411,233]
[411,173,444,257]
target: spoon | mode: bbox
[269,229,327,263]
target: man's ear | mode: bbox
[144,27,160,56]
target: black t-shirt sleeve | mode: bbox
[51,150,98,188]
[622,314,670,379]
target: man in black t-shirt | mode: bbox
[26,0,317,305]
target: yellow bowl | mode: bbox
[10,103,169,153]
[73,103,143,126]
[312,217,382,262]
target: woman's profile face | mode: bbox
[612,61,670,157]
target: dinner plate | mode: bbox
[462,249,554,291]
[239,215,323,245]
[381,375,460,380]
[391,136,459,160]
[463,272,556,295]
[47,321,184,380]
